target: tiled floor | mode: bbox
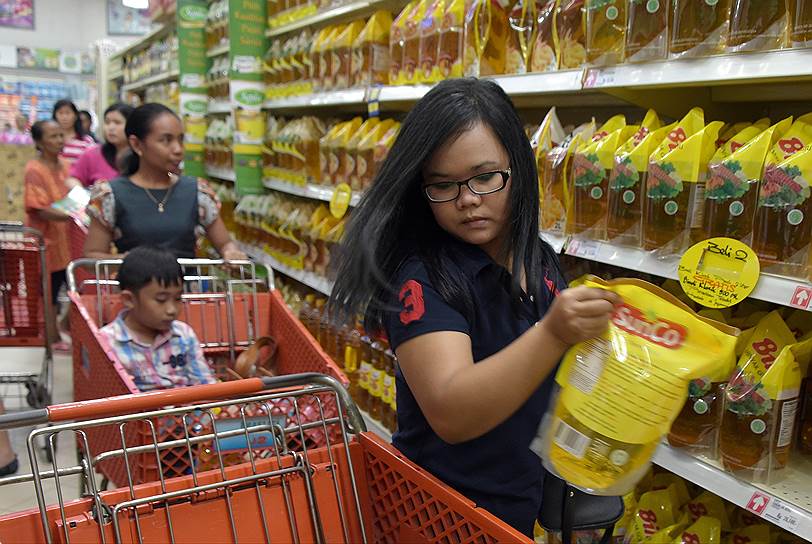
[0,348,80,516]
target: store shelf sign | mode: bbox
[677,237,760,308]
[330,183,352,219]
[790,286,812,309]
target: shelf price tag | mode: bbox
[678,237,760,308]
[330,183,352,219]
[566,239,600,259]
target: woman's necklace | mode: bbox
[141,179,175,213]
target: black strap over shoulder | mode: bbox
[539,474,624,544]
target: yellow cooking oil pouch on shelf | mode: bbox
[625,485,682,543]
[671,516,722,544]
[684,491,732,531]
[719,311,811,482]
[532,276,738,495]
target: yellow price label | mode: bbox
[678,237,760,308]
[330,183,352,219]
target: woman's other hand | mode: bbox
[542,286,620,346]
[222,244,247,261]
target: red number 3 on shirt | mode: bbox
[399,280,425,325]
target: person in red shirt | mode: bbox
[24,120,72,347]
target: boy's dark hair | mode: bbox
[118,246,183,293]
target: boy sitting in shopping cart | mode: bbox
[99,246,217,391]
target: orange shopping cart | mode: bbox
[66,258,347,489]
[0,373,531,543]
[0,222,53,411]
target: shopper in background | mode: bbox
[83,103,246,260]
[52,99,94,165]
[68,103,134,188]
[79,110,98,142]
[24,120,71,349]
[330,78,618,537]
[0,114,32,145]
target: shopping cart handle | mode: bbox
[0,373,366,434]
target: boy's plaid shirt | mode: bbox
[99,311,217,392]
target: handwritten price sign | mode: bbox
[678,237,761,308]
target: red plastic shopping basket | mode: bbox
[0,373,531,543]
[0,223,48,347]
[67,259,348,488]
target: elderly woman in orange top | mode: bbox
[24,119,72,348]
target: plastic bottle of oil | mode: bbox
[343,320,363,404]
[299,294,316,336]
[312,298,326,339]
[358,329,374,411]
[369,337,386,422]
[383,344,397,432]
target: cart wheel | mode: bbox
[25,379,51,409]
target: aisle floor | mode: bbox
[0,348,79,516]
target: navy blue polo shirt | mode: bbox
[383,240,565,537]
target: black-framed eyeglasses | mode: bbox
[423,168,511,203]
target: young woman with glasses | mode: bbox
[329,78,619,537]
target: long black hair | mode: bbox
[329,78,561,331]
[121,103,179,176]
[52,99,85,138]
[101,103,134,171]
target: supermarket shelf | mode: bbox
[653,444,812,540]
[360,409,392,442]
[239,242,333,296]
[264,71,586,110]
[206,43,230,58]
[563,237,812,310]
[107,69,123,81]
[263,177,362,206]
[264,88,367,109]
[204,166,237,182]
[540,232,568,254]
[266,0,406,38]
[208,101,232,114]
[121,69,180,93]
[583,49,812,91]
[110,23,175,61]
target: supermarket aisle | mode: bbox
[0,348,77,515]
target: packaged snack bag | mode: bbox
[792,1,812,47]
[390,1,418,84]
[351,11,393,87]
[542,123,596,236]
[533,276,738,495]
[703,118,793,241]
[683,492,732,531]
[571,120,638,238]
[725,525,772,544]
[625,485,682,542]
[534,108,567,226]
[529,0,558,72]
[719,311,810,481]
[418,0,446,82]
[506,0,540,74]
[650,473,690,507]
[752,113,812,278]
[670,0,732,58]
[585,0,625,66]
[606,112,668,246]
[625,0,669,62]
[437,0,466,78]
[672,517,722,544]
[401,0,430,84]
[727,0,791,53]
[643,115,723,253]
[556,0,587,68]
[463,0,510,76]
